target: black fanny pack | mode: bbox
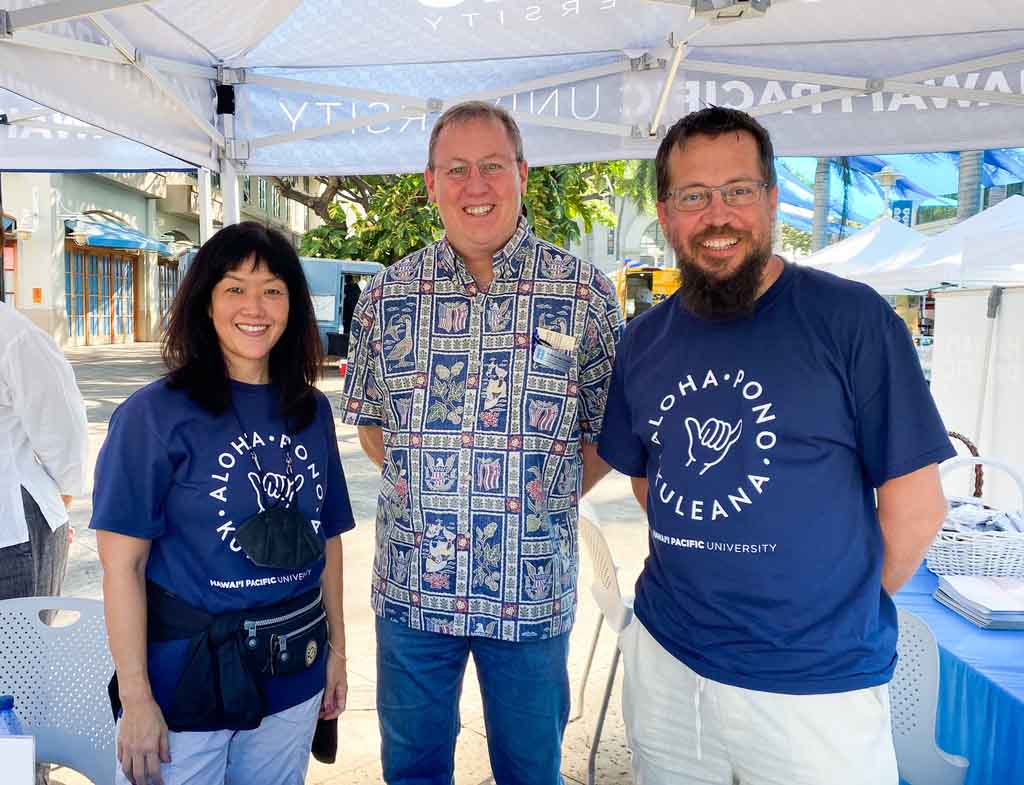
[108,582,327,732]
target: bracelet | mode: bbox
[327,640,347,661]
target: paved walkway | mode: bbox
[53,343,650,785]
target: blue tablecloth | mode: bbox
[895,567,1024,785]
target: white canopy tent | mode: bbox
[962,229,1024,285]
[2,0,1024,213]
[857,195,1024,292]
[797,217,926,281]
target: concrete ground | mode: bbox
[51,343,650,785]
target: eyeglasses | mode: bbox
[664,180,769,213]
[436,157,518,182]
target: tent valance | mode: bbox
[3,1,1024,176]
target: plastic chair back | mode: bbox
[890,609,968,785]
[0,597,115,785]
[578,514,631,632]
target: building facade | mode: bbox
[0,171,317,347]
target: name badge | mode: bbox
[535,327,577,353]
[533,344,572,373]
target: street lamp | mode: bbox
[873,165,902,215]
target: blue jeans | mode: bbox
[376,617,570,785]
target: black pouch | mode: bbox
[240,590,328,677]
[235,505,325,571]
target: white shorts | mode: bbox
[114,690,323,785]
[620,618,898,785]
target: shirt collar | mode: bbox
[437,216,532,286]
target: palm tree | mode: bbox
[811,157,831,252]
[957,151,983,221]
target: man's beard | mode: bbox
[673,228,772,321]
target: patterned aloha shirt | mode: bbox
[340,218,623,642]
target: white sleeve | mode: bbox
[3,330,89,497]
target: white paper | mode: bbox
[311,295,337,323]
[940,575,1024,613]
[0,736,35,785]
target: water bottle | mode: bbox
[0,695,24,736]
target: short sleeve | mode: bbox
[577,270,624,443]
[597,331,648,478]
[90,397,174,539]
[853,304,955,487]
[338,278,385,426]
[317,396,356,538]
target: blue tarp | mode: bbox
[779,150,1024,222]
[64,216,170,256]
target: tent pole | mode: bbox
[244,59,634,111]
[6,0,152,30]
[748,49,1024,119]
[460,60,636,103]
[217,86,241,227]
[649,40,686,136]
[679,54,1024,108]
[221,159,240,227]
[197,168,214,243]
[86,15,225,147]
[6,30,217,79]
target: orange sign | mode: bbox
[32,288,42,304]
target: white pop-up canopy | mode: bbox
[858,195,1024,292]
[961,230,1024,286]
[798,217,926,281]
[2,0,1024,186]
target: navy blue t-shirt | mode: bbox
[91,378,355,718]
[598,263,954,694]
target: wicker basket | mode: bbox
[926,455,1024,577]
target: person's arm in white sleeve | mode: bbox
[5,330,89,497]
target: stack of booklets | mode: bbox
[934,575,1024,629]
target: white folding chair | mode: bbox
[575,509,633,785]
[890,608,969,785]
[0,597,116,785]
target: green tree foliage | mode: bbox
[298,163,622,265]
[779,224,812,255]
[608,159,658,259]
[525,162,616,249]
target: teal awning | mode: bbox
[64,216,170,256]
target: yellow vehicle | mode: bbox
[613,265,681,321]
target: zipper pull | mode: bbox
[244,621,259,650]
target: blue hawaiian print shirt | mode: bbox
[340,218,623,642]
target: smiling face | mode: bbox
[658,130,778,280]
[657,130,779,319]
[208,256,289,383]
[424,116,528,268]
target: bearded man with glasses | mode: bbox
[597,106,953,785]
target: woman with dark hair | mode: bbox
[91,221,354,785]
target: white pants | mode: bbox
[114,691,323,785]
[620,619,898,785]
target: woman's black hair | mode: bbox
[162,221,323,431]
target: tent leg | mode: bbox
[198,168,214,243]
[221,160,240,227]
